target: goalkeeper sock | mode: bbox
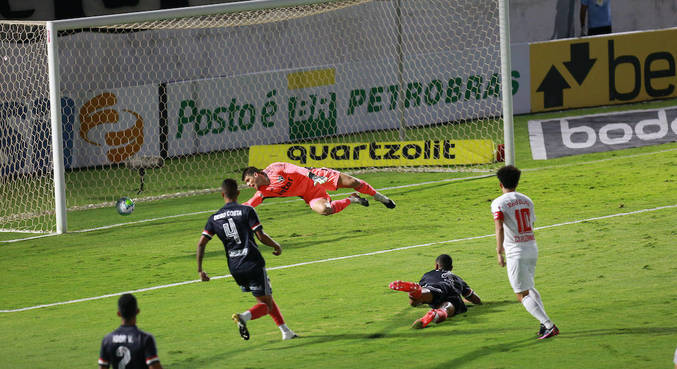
[248,303,269,320]
[330,198,351,214]
[355,180,376,196]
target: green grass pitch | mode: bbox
[0,99,676,368]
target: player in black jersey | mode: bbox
[98,293,162,369]
[196,178,297,341]
[390,254,482,328]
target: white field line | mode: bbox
[1,204,674,313]
[2,146,675,244]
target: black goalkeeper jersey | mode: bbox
[202,202,265,273]
[98,325,159,369]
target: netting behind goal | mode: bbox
[0,22,56,233]
[1,0,507,232]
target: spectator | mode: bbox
[580,0,612,36]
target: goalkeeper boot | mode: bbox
[389,281,422,299]
[232,313,250,341]
[348,193,369,207]
[374,192,396,209]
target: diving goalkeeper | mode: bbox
[242,162,395,216]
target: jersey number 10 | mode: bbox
[514,208,532,233]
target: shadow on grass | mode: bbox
[429,325,677,369]
[264,300,515,352]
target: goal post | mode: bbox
[2,0,514,233]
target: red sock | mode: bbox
[420,310,436,328]
[249,303,269,320]
[434,308,448,324]
[330,198,351,214]
[355,180,376,196]
[268,301,285,326]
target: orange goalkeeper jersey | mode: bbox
[243,162,320,207]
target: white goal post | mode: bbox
[1,0,514,234]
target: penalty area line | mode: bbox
[1,203,674,313]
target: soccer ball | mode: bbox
[116,197,135,216]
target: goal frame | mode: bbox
[45,0,515,233]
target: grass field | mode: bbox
[0,99,676,369]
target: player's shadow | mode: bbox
[282,232,374,250]
[265,301,515,351]
[457,299,514,321]
[429,325,677,369]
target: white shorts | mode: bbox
[506,257,536,293]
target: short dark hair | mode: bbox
[241,166,262,181]
[497,165,521,189]
[436,254,453,271]
[221,178,239,199]
[118,293,138,320]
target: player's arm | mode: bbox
[243,191,264,207]
[255,229,282,256]
[464,290,483,305]
[98,338,110,369]
[196,235,211,281]
[494,218,506,267]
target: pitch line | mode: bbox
[2,146,675,244]
[1,204,674,313]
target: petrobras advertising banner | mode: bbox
[70,85,160,168]
[528,107,677,160]
[167,52,526,156]
[248,140,495,169]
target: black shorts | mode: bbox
[232,267,272,297]
[588,25,612,36]
[426,286,467,315]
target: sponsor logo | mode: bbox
[528,107,677,159]
[228,248,249,258]
[248,140,495,169]
[531,29,677,112]
[277,177,294,196]
[79,92,144,163]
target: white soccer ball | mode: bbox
[116,197,135,216]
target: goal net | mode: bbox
[0,0,508,233]
[0,22,56,233]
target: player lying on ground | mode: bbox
[242,162,396,215]
[390,254,482,329]
[196,178,298,341]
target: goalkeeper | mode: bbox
[242,162,395,215]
